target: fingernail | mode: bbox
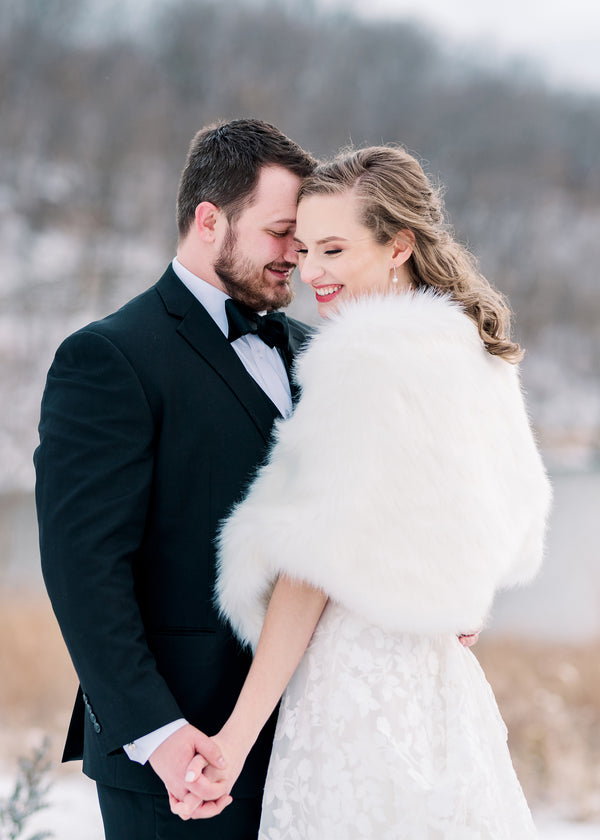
[185,771,196,783]
[217,756,225,768]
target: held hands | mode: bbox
[148,724,232,819]
[169,726,251,820]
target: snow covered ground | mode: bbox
[0,769,103,840]
[1,767,599,839]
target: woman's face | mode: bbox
[294,191,412,318]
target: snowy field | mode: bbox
[1,767,599,840]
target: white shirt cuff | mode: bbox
[123,718,188,765]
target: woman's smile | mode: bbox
[313,284,343,302]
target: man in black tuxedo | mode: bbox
[34,119,315,839]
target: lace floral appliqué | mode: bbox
[259,601,537,840]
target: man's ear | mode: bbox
[194,202,223,243]
[392,229,415,265]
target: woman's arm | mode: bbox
[219,575,328,757]
[174,575,327,818]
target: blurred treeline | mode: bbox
[1,0,600,490]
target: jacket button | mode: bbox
[93,722,102,734]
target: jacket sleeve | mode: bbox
[35,329,183,754]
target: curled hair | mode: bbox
[298,146,523,362]
[176,118,315,236]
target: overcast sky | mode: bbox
[319,0,600,94]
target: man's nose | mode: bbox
[283,235,299,265]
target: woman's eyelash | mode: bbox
[294,247,342,255]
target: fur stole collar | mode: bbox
[216,290,552,649]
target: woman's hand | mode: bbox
[171,728,251,820]
[168,788,233,821]
[200,727,251,794]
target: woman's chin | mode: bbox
[317,300,341,319]
[315,292,347,319]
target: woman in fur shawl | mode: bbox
[180,147,552,837]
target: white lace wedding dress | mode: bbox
[258,601,537,839]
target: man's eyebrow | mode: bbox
[268,218,297,226]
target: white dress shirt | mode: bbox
[124,259,293,764]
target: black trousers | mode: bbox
[96,783,262,840]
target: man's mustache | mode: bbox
[268,262,296,272]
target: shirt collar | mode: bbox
[172,257,229,336]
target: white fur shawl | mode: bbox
[216,290,552,649]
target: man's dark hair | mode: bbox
[176,118,316,236]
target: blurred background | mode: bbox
[1,0,599,836]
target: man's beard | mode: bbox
[214,226,295,312]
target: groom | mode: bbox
[35,119,315,839]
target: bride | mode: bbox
[181,146,551,837]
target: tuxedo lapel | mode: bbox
[177,310,283,440]
[156,267,281,443]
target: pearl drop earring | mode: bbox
[392,265,399,284]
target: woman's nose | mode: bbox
[299,254,323,285]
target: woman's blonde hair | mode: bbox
[298,146,523,362]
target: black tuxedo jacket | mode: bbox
[34,265,312,796]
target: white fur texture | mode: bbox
[216,291,552,649]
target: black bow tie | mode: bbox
[225,298,290,353]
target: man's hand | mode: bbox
[148,724,231,818]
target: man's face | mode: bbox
[214,165,302,311]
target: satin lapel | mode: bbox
[156,267,281,443]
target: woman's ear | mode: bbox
[194,202,224,243]
[392,229,415,266]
